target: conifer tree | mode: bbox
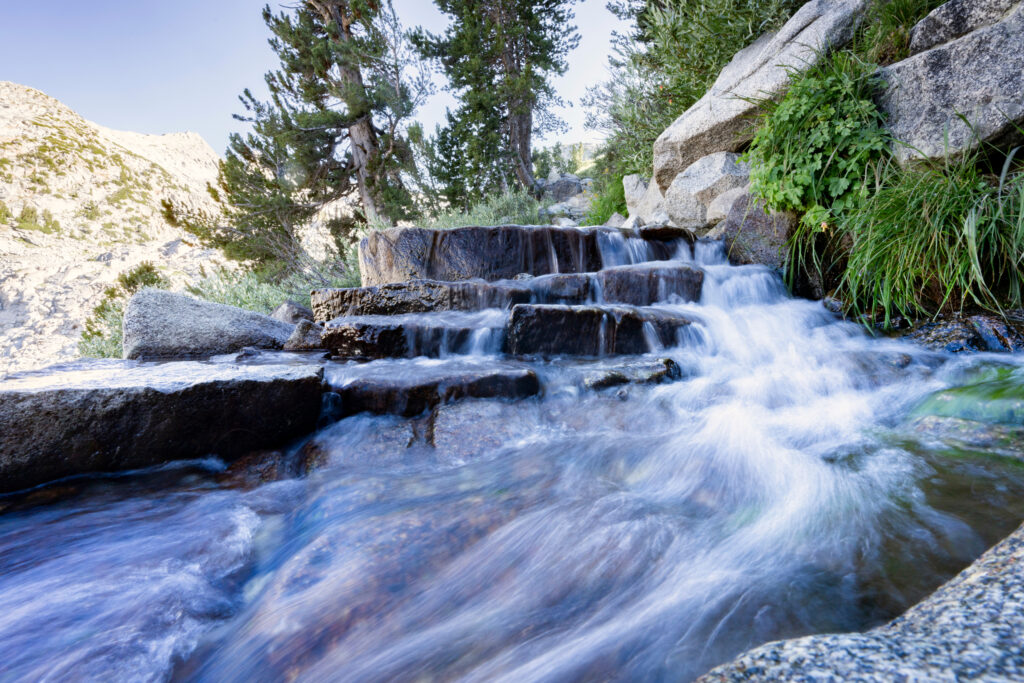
[413,0,580,197]
[216,0,428,267]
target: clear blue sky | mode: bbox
[0,0,627,155]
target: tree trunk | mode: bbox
[308,0,386,224]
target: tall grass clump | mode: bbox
[837,151,1024,326]
[405,189,543,229]
[581,175,627,226]
[855,0,946,65]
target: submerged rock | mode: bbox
[507,304,693,356]
[325,360,541,417]
[526,262,704,307]
[583,357,684,390]
[698,521,1024,682]
[122,289,293,360]
[0,360,324,493]
[311,279,531,321]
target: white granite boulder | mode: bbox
[664,152,751,231]
[651,0,868,192]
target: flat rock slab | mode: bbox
[698,521,1024,681]
[322,310,507,359]
[324,359,540,417]
[0,360,324,493]
[582,357,684,389]
[311,279,531,321]
[507,304,693,357]
[527,263,704,307]
[357,225,680,286]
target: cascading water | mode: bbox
[3,242,1024,682]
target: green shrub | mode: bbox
[581,175,627,226]
[836,153,1024,326]
[15,206,61,234]
[0,200,11,225]
[408,189,543,229]
[745,51,889,225]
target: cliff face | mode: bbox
[0,81,227,374]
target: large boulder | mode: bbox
[909,0,1018,54]
[122,289,294,360]
[705,193,798,272]
[652,0,868,191]
[0,361,324,493]
[879,1,1024,165]
[664,152,751,231]
[543,174,584,203]
[698,521,1024,682]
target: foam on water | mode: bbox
[2,244,1024,682]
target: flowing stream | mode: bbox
[3,244,1024,682]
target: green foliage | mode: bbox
[79,201,102,221]
[581,175,627,226]
[413,0,581,197]
[745,52,889,226]
[586,0,801,177]
[0,200,11,225]
[79,262,170,358]
[835,153,1024,326]
[407,189,543,229]
[15,206,61,234]
[855,0,946,65]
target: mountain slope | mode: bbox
[0,81,226,374]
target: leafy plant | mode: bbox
[836,152,1024,326]
[581,175,627,226]
[745,51,889,226]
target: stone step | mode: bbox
[312,263,704,321]
[323,360,540,417]
[321,310,506,359]
[0,360,325,494]
[507,304,694,357]
[358,225,688,286]
[311,279,531,322]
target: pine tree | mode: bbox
[413,0,580,198]
[217,0,429,268]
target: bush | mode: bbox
[409,189,544,229]
[836,153,1024,326]
[0,200,11,225]
[15,206,61,234]
[581,175,627,226]
[745,51,889,223]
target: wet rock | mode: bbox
[358,225,611,286]
[122,289,293,360]
[652,0,868,191]
[217,450,299,489]
[880,2,1024,165]
[698,521,1024,682]
[904,314,1024,353]
[909,0,1017,54]
[271,300,315,325]
[705,193,798,272]
[283,320,324,351]
[525,262,703,306]
[583,357,683,390]
[310,279,530,321]
[321,310,506,359]
[637,224,696,243]
[324,361,541,417]
[507,304,693,356]
[0,361,324,493]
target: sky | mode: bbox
[0,0,628,155]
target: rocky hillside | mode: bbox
[0,81,226,374]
